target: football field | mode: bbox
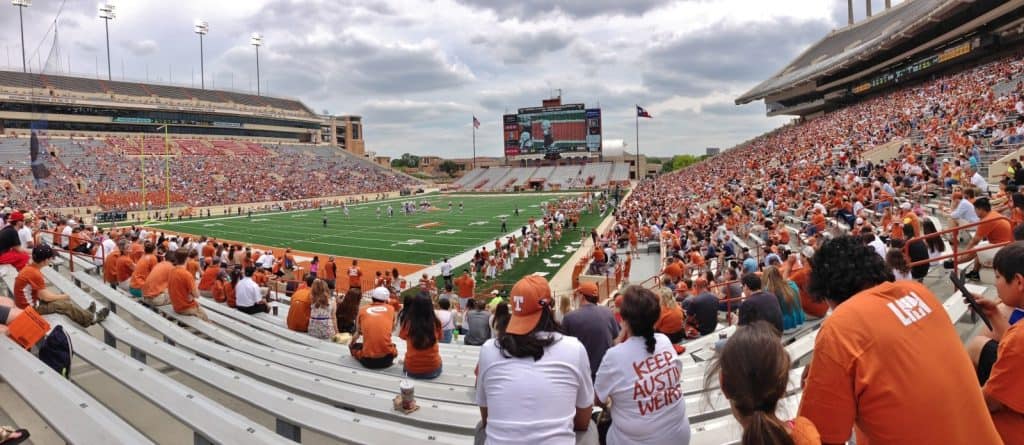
[146,192,595,268]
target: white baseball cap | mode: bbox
[370,286,391,302]
[900,202,912,210]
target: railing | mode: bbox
[37,229,106,274]
[904,215,1014,270]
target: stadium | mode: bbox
[0,0,1022,444]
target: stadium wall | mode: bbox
[62,187,441,225]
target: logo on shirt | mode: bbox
[886,291,933,327]
[366,306,389,315]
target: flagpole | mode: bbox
[472,123,477,169]
[140,132,146,218]
[635,106,640,180]
[163,125,170,215]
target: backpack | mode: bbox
[38,325,73,378]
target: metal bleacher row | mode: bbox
[452,162,628,192]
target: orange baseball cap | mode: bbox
[506,275,553,335]
[576,282,599,298]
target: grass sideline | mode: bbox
[145,192,588,266]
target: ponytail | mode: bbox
[741,410,795,445]
[642,330,656,354]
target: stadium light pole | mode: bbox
[98,3,115,81]
[12,0,31,73]
[194,20,208,89]
[250,33,262,96]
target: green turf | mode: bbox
[144,193,590,266]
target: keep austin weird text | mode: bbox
[631,350,683,415]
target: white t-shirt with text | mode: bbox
[594,334,690,445]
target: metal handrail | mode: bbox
[37,229,107,274]
[904,215,1014,269]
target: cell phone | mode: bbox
[949,271,993,331]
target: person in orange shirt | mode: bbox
[186,250,200,278]
[167,249,208,321]
[654,290,685,343]
[806,208,826,236]
[141,255,175,307]
[197,257,222,298]
[963,242,1024,443]
[786,247,828,319]
[128,242,157,298]
[13,245,108,327]
[662,257,683,282]
[705,320,821,445]
[114,243,136,291]
[349,286,398,369]
[102,240,124,288]
[399,293,443,379]
[210,271,227,303]
[454,269,475,309]
[287,275,314,333]
[129,236,144,262]
[799,235,1000,444]
[898,202,922,238]
[962,197,1015,281]
[321,255,337,291]
[348,259,363,290]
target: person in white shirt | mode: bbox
[970,168,989,193]
[167,237,179,252]
[475,276,596,445]
[257,251,276,270]
[947,191,980,226]
[861,226,887,259]
[99,231,117,261]
[17,218,33,250]
[440,258,453,288]
[595,285,690,445]
[60,222,73,248]
[235,266,268,314]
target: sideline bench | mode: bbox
[0,336,155,444]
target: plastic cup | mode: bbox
[400,379,415,410]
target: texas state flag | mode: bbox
[636,105,652,118]
[473,116,481,129]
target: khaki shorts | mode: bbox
[177,305,209,322]
[977,241,1001,268]
[144,292,170,307]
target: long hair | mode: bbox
[496,305,560,361]
[337,289,362,327]
[921,219,945,254]
[619,285,661,354]
[704,321,794,445]
[886,248,911,276]
[310,279,330,308]
[403,294,440,350]
[762,267,797,312]
[491,302,510,335]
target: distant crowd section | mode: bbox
[452,162,630,192]
[0,136,420,211]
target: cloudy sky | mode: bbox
[0,0,904,158]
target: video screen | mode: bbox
[504,104,600,157]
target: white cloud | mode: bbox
[0,0,893,157]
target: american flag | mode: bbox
[636,105,652,118]
[473,116,481,129]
